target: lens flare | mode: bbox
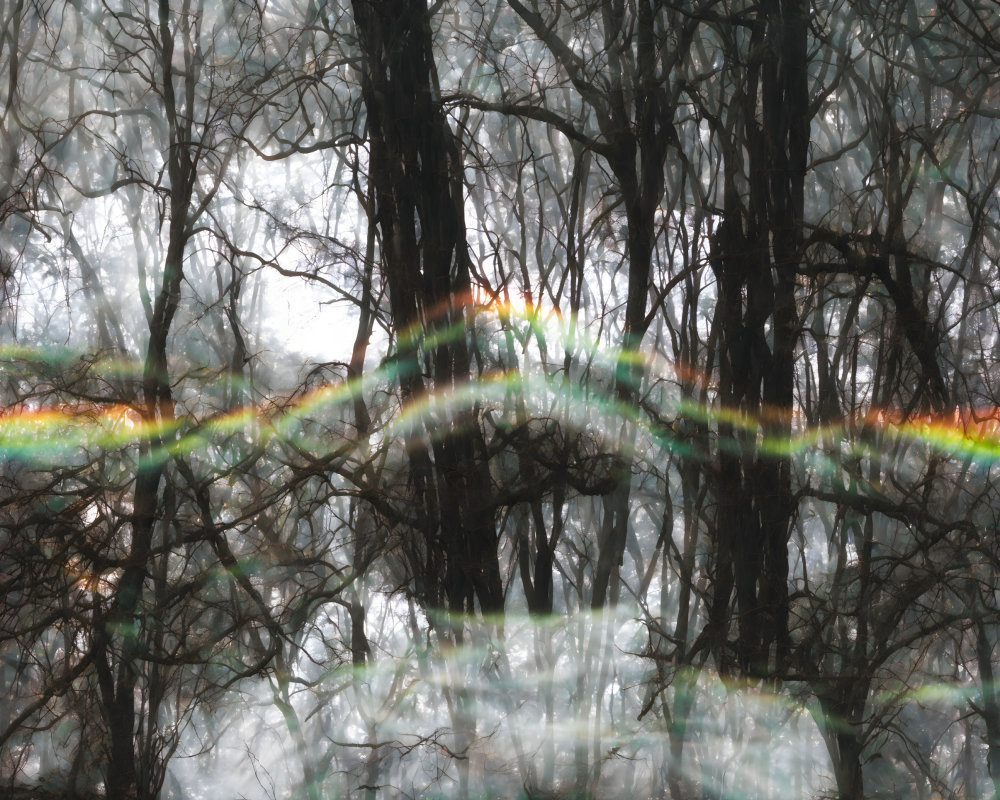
[3,304,1000,471]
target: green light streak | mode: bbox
[3,305,1000,472]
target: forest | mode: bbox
[2,0,1000,797]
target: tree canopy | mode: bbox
[2,0,1000,798]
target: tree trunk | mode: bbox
[589,1,670,611]
[705,0,807,679]
[815,677,871,800]
[103,3,197,791]
[976,620,1000,800]
[351,0,503,621]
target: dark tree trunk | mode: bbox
[815,677,872,800]
[589,0,671,611]
[103,4,197,792]
[976,620,1000,800]
[704,0,807,679]
[351,0,503,622]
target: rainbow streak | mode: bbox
[3,303,1000,469]
[4,373,998,478]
